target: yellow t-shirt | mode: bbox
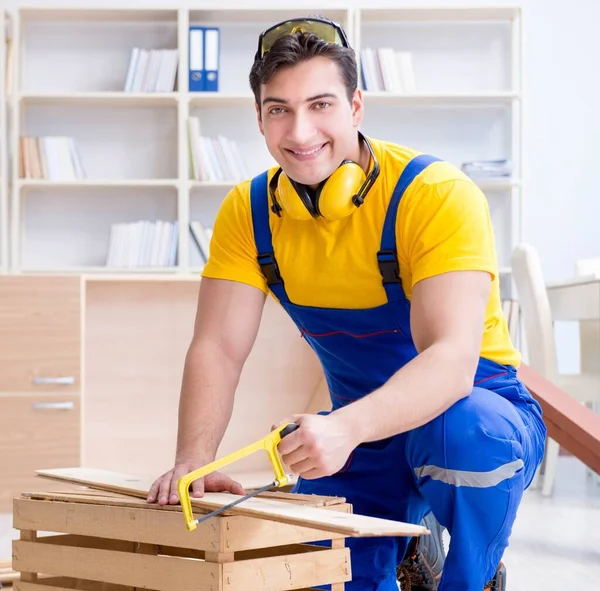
[202,137,520,368]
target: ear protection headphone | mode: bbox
[269,132,380,221]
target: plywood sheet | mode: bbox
[35,468,428,538]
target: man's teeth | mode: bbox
[292,145,323,155]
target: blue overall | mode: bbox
[249,156,547,591]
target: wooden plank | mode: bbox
[12,540,220,591]
[13,497,222,552]
[15,576,133,591]
[254,490,346,506]
[221,511,349,552]
[35,468,429,537]
[223,546,350,591]
[22,488,343,508]
[518,363,600,473]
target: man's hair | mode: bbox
[249,31,358,108]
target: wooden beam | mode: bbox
[12,539,220,591]
[517,363,600,473]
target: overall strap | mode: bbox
[379,154,442,303]
[249,171,290,304]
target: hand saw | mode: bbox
[177,422,299,531]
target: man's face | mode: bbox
[256,56,363,187]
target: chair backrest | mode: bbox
[575,258,600,374]
[510,243,559,381]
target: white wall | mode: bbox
[5,0,599,369]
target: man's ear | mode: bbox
[351,88,364,128]
[255,102,264,136]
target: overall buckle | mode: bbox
[258,253,283,286]
[377,249,401,284]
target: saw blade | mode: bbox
[193,480,278,524]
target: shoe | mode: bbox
[485,563,506,591]
[397,512,445,590]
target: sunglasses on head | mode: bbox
[255,16,350,61]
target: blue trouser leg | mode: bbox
[293,435,429,591]
[293,384,545,590]
[405,385,546,590]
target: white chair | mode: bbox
[575,258,600,488]
[575,257,600,379]
[511,244,600,496]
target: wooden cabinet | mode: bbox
[0,276,80,392]
[0,276,81,512]
[82,277,325,479]
[0,393,80,511]
[0,273,327,517]
[83,279,198,478]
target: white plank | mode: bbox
[36,467,428,538]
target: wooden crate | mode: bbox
[11,490,352,591]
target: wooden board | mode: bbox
[21,489,349,511]
[518,363,600,474]
[35,467,428,538]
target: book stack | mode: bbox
[123,48,179,92]
[105,220,178,268]
[360,48,416,93]
[461,160,512,179]
[19,136,85,180]
[187,116,249,182]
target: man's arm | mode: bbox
[336,269,491,443]
[147,277,266,504]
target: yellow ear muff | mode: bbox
[276,173,316,221]
[317,161,366,221]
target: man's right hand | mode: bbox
[146,462,246,505]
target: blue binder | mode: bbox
[203,27,220,92]
[189,26,205,91]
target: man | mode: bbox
[147,16,546,591]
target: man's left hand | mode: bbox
[273,413,360,480]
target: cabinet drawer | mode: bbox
[0,394,80,512]
[0,276,80,391]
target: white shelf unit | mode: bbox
[10,7,184,273]
[7,6,522,286]
[8,6,353,274]
[1,9,9,274]
[355,6,522,296]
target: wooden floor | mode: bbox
[1,456,598,590]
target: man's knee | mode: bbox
[406,387,526,480]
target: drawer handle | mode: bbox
[32,401,74,411]
[32,376,75,385]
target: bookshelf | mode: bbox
[355,6,522,295]
[1,9,9,275]
[6,5,522,291]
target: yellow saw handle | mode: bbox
[177,422,299,531]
